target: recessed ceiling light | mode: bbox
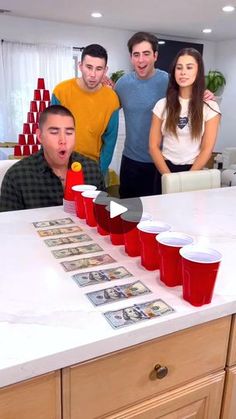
[158,41,166,45]
[202,28,212,33]
[222,5,235,12]
[91,12,102,18]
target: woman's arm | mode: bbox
[149,114,171,174]
[191,114,221,170]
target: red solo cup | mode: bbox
[18,134,26,145]
[30,101,38,112]
[39,101,46,112]
[43,90,50,101]
[64,168,84,201]
[27,134,35,145]
[23,123,31,134]
[156,232,194,287]
[72,184,97,219]
[32,145,39,154]
[82,190,101,227]
[27,112,35,123]
[36,136,41,145]
[105,204,124,246]
[37,78,45,89]
[23,145,30,156]
[14,145,22,157]
[34,89,41,101]
[180,245,222,307]
[36,113,41,123]
[93,194,110,236]
[121,211,152,257]
[31,123,39,134]
[137,220,171,270]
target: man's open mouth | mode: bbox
[59,150,66,156]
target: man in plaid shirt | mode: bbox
[0,105,105,212]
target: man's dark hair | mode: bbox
[127,32,159,55]
[81,44,108,65]
[39,105,75,129]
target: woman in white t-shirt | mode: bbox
[149,48,221,194]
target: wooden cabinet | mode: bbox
[62,317,231,419]
[221,366,236,419]
[0,371,61,419]
[0,315,234,419]
[226,315,236,367]
[106,372,225,419]
[222,315,236,419]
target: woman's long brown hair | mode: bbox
[165,48,205,140]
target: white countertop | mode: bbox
[1,187,236,388]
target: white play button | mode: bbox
[109,200,128,219]
[94,191,143,234]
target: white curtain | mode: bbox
[0,41,74,142]
[0,42,7,142]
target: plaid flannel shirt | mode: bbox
[0,149,105,212]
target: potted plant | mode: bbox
[205,70,226,95]
[110,70,125,83]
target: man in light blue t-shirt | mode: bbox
[115,32,169,198]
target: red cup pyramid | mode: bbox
[14,78,51,157]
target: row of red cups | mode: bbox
[23,122,39,134]
[72,185,149,251]
[30,101,49,113]
[27,112,41,124]
[72,185,144,249]
[137,225,221,307]
[71,184,222,307]
[14,144,40,156]
[33,89,50,101]
[18,134,40,145]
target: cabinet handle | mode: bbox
[154,364,168,379]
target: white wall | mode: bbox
[0,15,132,75]
[0,15,217,76]
[214,40,236,152]
[202,41,217,72]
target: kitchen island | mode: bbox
[0,187,236,418]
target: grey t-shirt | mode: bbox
[115,69,169,163]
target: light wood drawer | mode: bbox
[106,371,225,419]
[63,316,231,419]
[227,315,236,367]
[0,371,61,419]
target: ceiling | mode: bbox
[1,0,236,41]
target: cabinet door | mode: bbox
[106,372,225,419]
[63,317,230,419]
[0,371,61,419]
[221,365,236,419]
[227,315,236,366]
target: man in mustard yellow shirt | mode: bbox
[51,44,120,175]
